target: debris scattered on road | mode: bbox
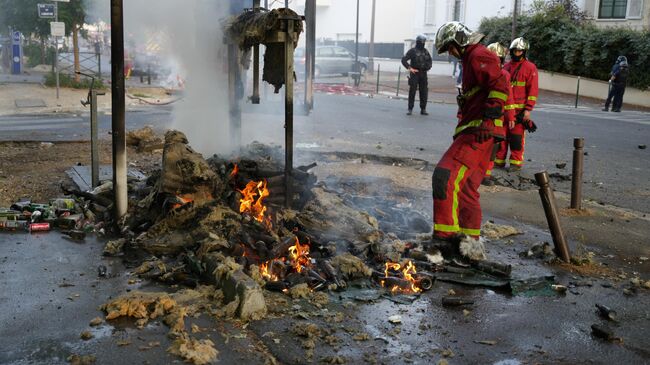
[555,163,567,169]
[638,145,646,150]
[595,304,617,321]
[481,221,521,240]
[80,331,93,340]
[591,324,622,342]
[67,354,96,365]
[475,340,498,345]
[89,317,103,326]
[388,315,402,324]
[441,296,474,307]
[167,334,218,365]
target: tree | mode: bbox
[0,0,54,64]
[58,0,86,82]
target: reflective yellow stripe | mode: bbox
[510,159,523,165]
[455,119,483,135]
[485,169,492,176]
[511,103,526,109]
[527,95,537,101]
[488,90,508,101]
[452,165,468,228]
[511,81,526,86]
[494,159,506,164]
[464,86,481,98]
[494,119,503,127]
[434,223,460,233]
[504,104,517,110]
[460,227,481,236]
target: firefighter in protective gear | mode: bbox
[431,22,509,241]
[483,42,515,185]
[402,34,433,115]
[495,37,539,171]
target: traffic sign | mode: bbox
[38,4,55,18]
[50,22,65,37]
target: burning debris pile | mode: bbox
[224,7,303,92]
[86,131,443,321]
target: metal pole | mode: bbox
[354,0,360,86]
[376,63,380,94]
[304,0,315,113]
[97,50,101,80]
[111,0,128,220]
[90,89,105,188]
[511,0,518,40]
[570,138,584,210]
[55,1,59,99]
[284,19,295,207]
[147,63,151,85]
[396,67,401,97]
[575,76,580,108]
[369,0,376,74]
[535,171,571,263]
[228,43,242,152]
[252,0,261,104]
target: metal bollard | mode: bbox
[535,171,571,263]
[90,89,105,188]
[396,68,401,97]
[376,64,380,94]
[570,138,584,210]
[575,76,580,108]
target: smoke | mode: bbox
[84,0,233,156]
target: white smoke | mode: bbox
[84,0,233,156]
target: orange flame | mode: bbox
[238,179,272,229]
[230,164,239,178]
[288,237,311,273]
[260,261,279,281]
[171,194,194,210]
[381,260,422,294]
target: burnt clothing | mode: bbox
[401,48,433,72]
[408,72,428,111]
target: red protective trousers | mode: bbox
[433,134,494,239]
[495,123,525,167]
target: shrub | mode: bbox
[479,6,650,90]
[23,42,56,68]
[44,72,105,90]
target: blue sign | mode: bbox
[38,4,55,18]
[11,31,22,75]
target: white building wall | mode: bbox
[280,0,541,45]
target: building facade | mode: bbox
[583,0,649,30]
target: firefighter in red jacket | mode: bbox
[495,37,538,171]
[432,22,508,241]
[483,42,515,185]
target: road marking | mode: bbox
[536,105,650,126]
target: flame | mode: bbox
[230,164,239,178]
[260,261,279,281]
[381,260,422,294]
[238,179,272,229]
[288,237,311,273]
[171,194,194,210]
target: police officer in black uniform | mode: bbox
[401,34,433,115]
[603,55,629,112]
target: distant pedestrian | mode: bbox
[449,54,458,78]
[401,34,433,115]
[603,55,629,112]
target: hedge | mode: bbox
[479,11,650,90]
[44,72,105,89]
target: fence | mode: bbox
[57,51,101,78]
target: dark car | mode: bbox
[295,46,368,77]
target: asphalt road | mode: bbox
[0,93,648,212]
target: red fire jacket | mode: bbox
[502,70,515,127]
[503,59,538,114]
[455,44,509,139]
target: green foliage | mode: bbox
[0,0,86,37]
[23,42,55,67]
[44,72,105,90]
[479,6,650,90]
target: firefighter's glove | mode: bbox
[524,119,537,133]
[475,120,495,143]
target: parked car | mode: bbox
[295,46,368,77]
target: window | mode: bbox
[599,0,628,19]
[317,47,333,57]
[332,47,351,58]
[627,0,644,19]
[425,0,435,25]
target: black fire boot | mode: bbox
[602,107,609,112]
[407,109,413,115]
[420,110,429,115]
